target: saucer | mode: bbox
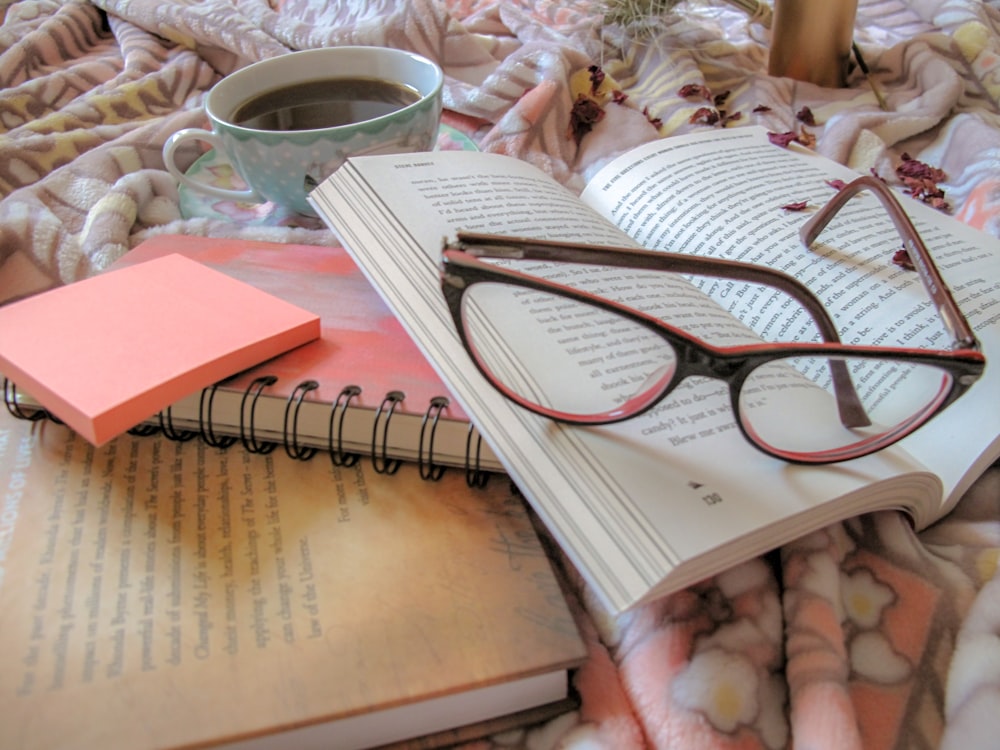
[177,123,479,228]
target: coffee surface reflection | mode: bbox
[232,77,421,131]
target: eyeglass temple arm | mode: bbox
[453,231,871,428]
[800,175,979,350]
[455,232,841,339]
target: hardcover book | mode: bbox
[0,414,585,749]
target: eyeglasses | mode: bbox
[439,175,985,464]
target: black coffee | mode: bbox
[232,77,421,131]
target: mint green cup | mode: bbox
[163,47,443,215]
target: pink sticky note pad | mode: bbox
[0,253,321,444]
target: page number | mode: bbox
[688,480,723,506]
[701,491,724,506]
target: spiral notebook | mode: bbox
[4,236,502,480]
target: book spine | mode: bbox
[2,376,494,488]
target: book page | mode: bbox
[311,149,940,615]
[581,126,1000,510]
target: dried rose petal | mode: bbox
[612,89,628,105]
[897,153,946,183]
[768,131,800,147]
[781,200,809,211]
[689,107,720,125]
[902,178,950,210]
[642,106,663,130]
[722,111,742,126]
[679,83,713,101]
[826,179,848,191]
[892,248,915,271]
[927,193,949,210]
[796,106,816,126]
[714,90,731,107]
[796,128,816,148]
[753,104,772,113]
[568,94,605,144]
[895,154,949,210]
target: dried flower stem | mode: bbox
[601,0,772,30]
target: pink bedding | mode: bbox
[2,1,999,748]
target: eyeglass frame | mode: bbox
[439,175,985,464]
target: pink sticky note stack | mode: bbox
[0,253,321,444]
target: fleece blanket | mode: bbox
[2,1,1000,748]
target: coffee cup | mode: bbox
[163,46,444,215]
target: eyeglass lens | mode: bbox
[739,355,951,456]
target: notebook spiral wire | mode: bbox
[3,375,490,487]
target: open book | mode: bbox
[309,126,1000,615]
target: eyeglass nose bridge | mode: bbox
[672,337,748,382]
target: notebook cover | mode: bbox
[114,236,460,418]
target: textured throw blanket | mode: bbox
[2,1,1000,748]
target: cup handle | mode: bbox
[163,128,260,203]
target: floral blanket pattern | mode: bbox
[2,1,1000,748]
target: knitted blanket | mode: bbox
[2,1,1000,748]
